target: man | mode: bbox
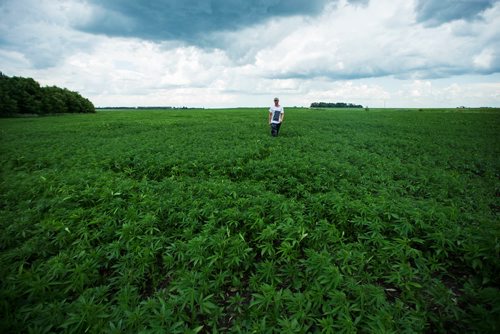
[268,97,284,137]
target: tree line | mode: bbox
[98,106,192,110]
[310,102,363,108]
[0,72,95,116]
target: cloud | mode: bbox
[0,0,95,68]
[415,0,497,26]
[77,0,330,45]
[19,37,247,107]
[303,80,391,105]
[0,0,332,68]
[394,79,500,107]
[248,0,500,80]
[1,0,499,108]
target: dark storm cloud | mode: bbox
[79,0,330,44]
[415,0,496,26]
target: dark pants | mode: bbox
[271,123,281,137]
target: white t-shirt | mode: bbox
[269,105,284,124]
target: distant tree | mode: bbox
[310,102,363,108]
[0,72,95,116]
[80,97,95,113]
[41,87,67,114]
[0,92,18,115]
[1,73,19,115]
[15,77,42,114]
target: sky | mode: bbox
[1,0,499,108]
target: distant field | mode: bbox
[1,108,499,333]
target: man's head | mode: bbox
[274,97,279,105]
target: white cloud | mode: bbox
[473,49,494,70]
[249,0,500,80]
[392,79,500,107]
[1,0,499,108]
[0,0,95,68]
[298,81,391,108]
[21,37,237,107]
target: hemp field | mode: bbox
[1,107,499,333]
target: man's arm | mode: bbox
[268,111,272,124]
[280,110,284,123]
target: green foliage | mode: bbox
[310,102,363,108]
[0,72,95,115]
[0,107,499,333]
